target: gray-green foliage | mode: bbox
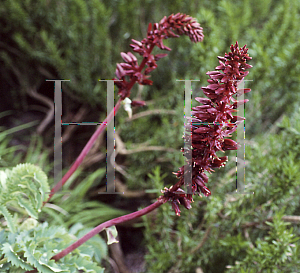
[0,120,131,271]
[0,220,106,272]
[0,163,49,233]
[0,120,111,271]
[0,163,108,272]
[142,107,300,272]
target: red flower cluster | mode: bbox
[114,13,204,100]
[165,42,252,216]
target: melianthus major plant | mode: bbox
[0,13,252,272]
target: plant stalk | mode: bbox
[51,197,167,261]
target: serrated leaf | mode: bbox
[16,195,38,219]
[8,267,27,273]
[23,243,54,273]
[0,163,50,220]
[39,254,69,272]
[72,255,104,273]
[70,225,107,261]
[0,205,16,233]
[20,176,40,209]
[1,243,33,270]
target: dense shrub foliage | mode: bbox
[1,0,299,272]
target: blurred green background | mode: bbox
[1,0,300,272]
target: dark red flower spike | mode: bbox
[170,42,252,215]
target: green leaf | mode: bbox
[39,256,69,272]
[16,195,38,219]
[1,243,33,271]
[0,163,50,221]
[23,243,57,273]
[0,205,16,233]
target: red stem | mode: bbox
[32,38,166,270]
[44,99,121,204]
[51,197,167,261]
[25,14,206,272]
[45,44,156,204]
